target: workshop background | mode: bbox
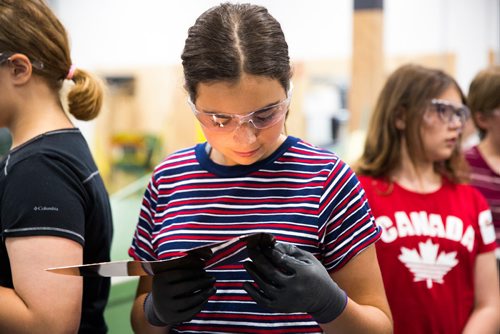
[7,1,497,333]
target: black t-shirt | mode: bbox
[0,129,113,333]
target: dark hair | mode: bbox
[467,65,500,138]
[181,2,292,102]
[0,0,103,121]
[355,63,468,183]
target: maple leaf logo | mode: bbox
[398,239,458,289]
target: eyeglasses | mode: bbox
[0,51,44,70]
[0,52,13,66]
[188,92,292,132]
[429,99,470,124]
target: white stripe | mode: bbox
[189,318,316,328]
[4,226,84,242]
[152,228,317,245]
[156,186,322,200]
[156,207,318,220]
[165,220,316,229]
[321,162,350,203]
[83,170,99,183]
[3,154,10,176]
[158,202,317,217]
[157,176,327,190]
[470,173,500,185]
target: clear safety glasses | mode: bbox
[0,52,12,66]
[188,89,292,132]
[429,99,470,124]
[0,51,44,70]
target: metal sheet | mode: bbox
[46,232,275,277]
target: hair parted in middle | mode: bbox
[355,63,467,183]
[181,2,292,102]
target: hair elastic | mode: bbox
[66,64,76,80]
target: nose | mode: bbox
[449,113,464,128]
[233,122,258,145]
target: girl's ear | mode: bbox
[394,107,406,130]
[5,53,32,85]
[473,111,490,132]
[395,118,405,130]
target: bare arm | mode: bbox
[0,236,83,333]
[131,276,169,334]
[462,251,500,334]
[320,244,393,334]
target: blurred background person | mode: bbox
[355,63,500,334]
[0,0,113,332]
[464,65,500,264]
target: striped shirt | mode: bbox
[465,146,500,247]
[129,136,380,333]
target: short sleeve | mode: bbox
[1,154,86,245]
[128,175,159,261]
[318,160,381,271]
[472,188,497,253]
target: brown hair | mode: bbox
[0,0,103,120]
[355,63,468,183]
[467,65,500,138]
[181,2,292,102]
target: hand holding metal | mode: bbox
[243,242,348,323]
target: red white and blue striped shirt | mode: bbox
[465,146,500,248]
[129,136,381,333]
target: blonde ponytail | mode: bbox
[66,68,104,121]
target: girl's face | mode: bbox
[420,86,466,162]
[193,75,288,166]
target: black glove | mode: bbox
[243,242,347,324]
[144,257,217,326]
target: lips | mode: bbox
[234,148,260,157]
[445,138,457,146]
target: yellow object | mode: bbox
[195,121,206,142]
[93,136,111,181]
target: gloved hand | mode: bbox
[144,257,217,326]
[243,242,348,324]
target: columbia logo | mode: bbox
[33,206,59,212]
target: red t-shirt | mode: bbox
[358,175,496,334]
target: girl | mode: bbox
[465,65,500,262]
[129,3,392,333]
[0,1,113,332]
[356,63,499,333]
